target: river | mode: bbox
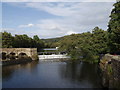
[2,60,102,88]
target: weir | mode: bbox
[38,48,70,61]
[39,54,70,60]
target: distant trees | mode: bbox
[107,1,120,54]
[58,27,108,62]
[42,37,62,48]
[2,31,44,51]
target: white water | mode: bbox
[39,54,70,60]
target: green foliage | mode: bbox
[33,35,44,50]
[42,37,62,48]
[107,1,120,54]
[58,27,108,62]
[2,31,14,48]
[2,32,44,51]
[14,34,32,48]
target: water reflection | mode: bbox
[2,61,39,80]
[2,60,102,88]
[59,61,101,88]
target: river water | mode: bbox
[2,60,102,88]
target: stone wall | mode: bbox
[0,48,38,65]
[110,59,120,88]
[99,54,120,89]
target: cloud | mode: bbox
[25,2,114,35]
[2,0,116,2]
[3,2,115,38]
[19,23,34,28]
[26,3,79,16]
[25,2,114,17]
[1,28,15,32]
[36,20,61,30]
[66,31,78,35]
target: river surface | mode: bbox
[2,60,102,88]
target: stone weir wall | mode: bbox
[99,54,120,89]
[0,48,38,65]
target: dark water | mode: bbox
[2,60,102,88]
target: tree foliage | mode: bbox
[42,37,62,48]
[2,31,14,48]
[107,1,120,54]
[1,31,44,51]
[58,27,108,62]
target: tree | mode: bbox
[107,1,120,54]
[92,27,108,54]
[33,35,44,51]
[33,35,40,41]
[2,31,14,48]
[14,34,31,48]
[1,32,45,49]
[58,27,108,62]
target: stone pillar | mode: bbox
[30,48,39,60]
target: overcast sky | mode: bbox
[2,1,115,39]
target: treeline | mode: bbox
[46,1,120,62]
[42,37,62,48]
[2,32,44,51]
[57,27,108,62]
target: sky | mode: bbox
[1,1,116,39]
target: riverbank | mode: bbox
[2,58,33,66]
[99,54,120,89]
